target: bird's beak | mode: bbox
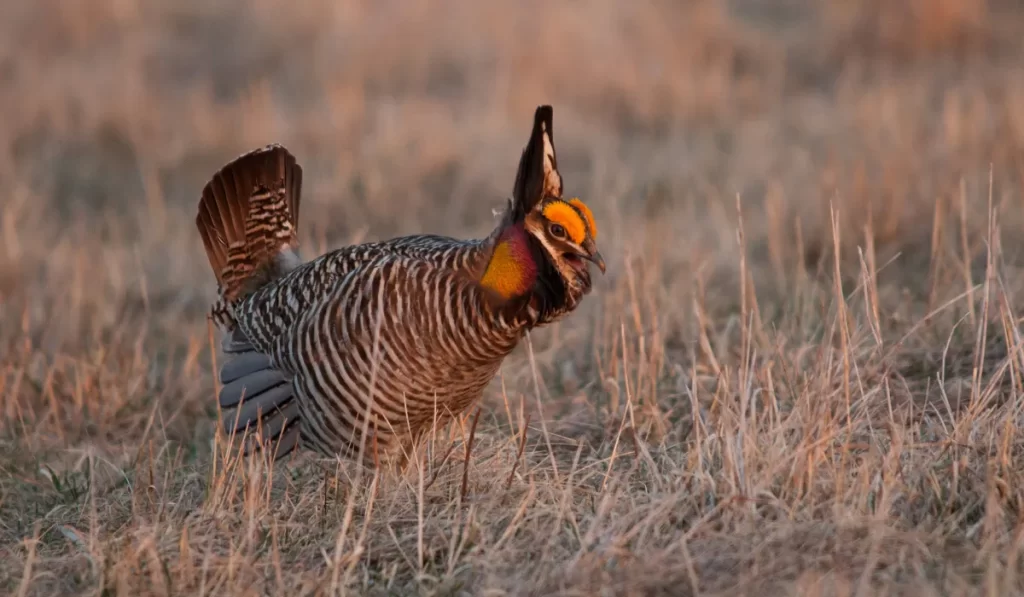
[579,238,606,274]
[585,250,606,274]
[582,250,606,274]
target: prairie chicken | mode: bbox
[197,105,604,466]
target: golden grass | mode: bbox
[5,0,1024,594]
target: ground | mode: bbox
[4,0,1024,595]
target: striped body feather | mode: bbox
[227,233,558,463]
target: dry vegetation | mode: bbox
[5,0,1024,594]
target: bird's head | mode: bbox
[509,106,605,296]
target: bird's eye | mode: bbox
[550,223,567,239]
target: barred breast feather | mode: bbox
[230,233,534,464]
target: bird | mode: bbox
[196,105,604,468]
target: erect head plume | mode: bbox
[510,105,562,221]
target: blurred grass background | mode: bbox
[5,0,1024,595]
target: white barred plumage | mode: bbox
[197,105,605,466]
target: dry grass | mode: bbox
[4,0,1024,594]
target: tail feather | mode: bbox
[196,144,303,307]
[218,359,301,459]
[198,145,305,460]
[219,351,273,384]
[217,328,301,459]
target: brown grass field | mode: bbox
[6,0,1024,594]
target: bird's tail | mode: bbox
[196,144,304,459]
[196,144,303,328]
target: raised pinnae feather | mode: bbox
[512,105,562,220]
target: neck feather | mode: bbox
[480,224,537,300]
